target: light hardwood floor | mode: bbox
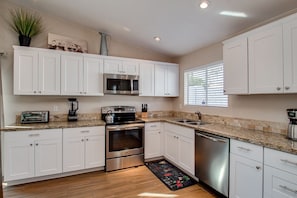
[3,166,219,198]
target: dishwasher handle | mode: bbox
[195,132,227,143]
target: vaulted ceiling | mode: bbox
[8,0,297,57]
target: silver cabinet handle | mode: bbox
[150,125,157,128]
[29,134,40,137]
[280,159,297,166]
[80,130,90,133]
[279,185,297,194]
[237,146,251,152]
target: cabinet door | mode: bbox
[14,49,38,95]
[38,51,61,95]
[103,59,122,74]
[83,56,104,96]
[178,135,194,175]
[63,129,85,172]
[223,38,248,94]
[145,130,162,159]
[85,134,105,168]
[4,132,35,181]
[139,63,155,96]
[166,65,179,96]
[61,54,84,95]
[229,154,263,198]
[164,131,178,162]
[284,16,297,93]
[35,129,62,177]
[249,24,283,93]
[264,165,297,198]
[154,64,166,96]
[122,61,139,75]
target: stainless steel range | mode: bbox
[101,106,145,171]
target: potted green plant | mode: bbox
[9,8,42,46]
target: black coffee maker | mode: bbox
[68,98,79,121]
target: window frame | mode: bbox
[183,61,228,107]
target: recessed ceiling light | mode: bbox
[154,36,161,42]
[200,0,209,9]
[220,11,247,18]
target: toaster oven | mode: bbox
[21,111,50,124]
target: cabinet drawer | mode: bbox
[4,129,62,141]
[230,139,263,162]
[264,165,297,198]
[164,123,194,139]
[145,122,161,130]
[264,148,297,175]
[63,126,105,138]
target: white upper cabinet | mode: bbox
[14,46,60,95]
[155,63,179,97]
[103,58,139,75]
[283,14,297,93]
[223,37,248,94]
[249,23,283,94]
[139,62,155,96]
[61,54,103,96]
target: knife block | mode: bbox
[141,112,148,118]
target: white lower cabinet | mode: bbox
[264,148,297,198]
[4,129,62,181]
[63,126,105,172]
[229,139,263,198]
[144,122,163,159]
[164,123,194,175]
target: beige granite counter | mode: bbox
[0,120,106,132]
[143,117,297,155]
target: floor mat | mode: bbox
[145,160,197,191]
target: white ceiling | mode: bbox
[8,0,297,57]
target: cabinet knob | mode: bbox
[256,166,261,170]
[33,91,37,94]
[285,86,290,90]
[276,87,281,91]
[38,91,41,93]
[30,143,33,146]
[81,139,84,142]
[86,138,89,141]
[35,143,39,146]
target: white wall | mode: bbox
[0,1,174,125]
[174,43,297,123]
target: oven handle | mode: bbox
[106,124,144,131]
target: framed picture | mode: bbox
[48,33,88,53]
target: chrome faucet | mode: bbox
[195,111,202,122]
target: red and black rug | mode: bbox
[145,160,197,191]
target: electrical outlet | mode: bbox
[53,105,58,112]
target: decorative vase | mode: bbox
[19,35,31,46]
[99,32,108,55]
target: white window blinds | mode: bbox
[184,62,228,107]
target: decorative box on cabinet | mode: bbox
[229,139,263,198]
[4,129,62,181]
[63,126,105,172]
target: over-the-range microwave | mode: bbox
[103,74,139,95]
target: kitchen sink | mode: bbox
[175,119,208,125]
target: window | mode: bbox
[184,61,228,107]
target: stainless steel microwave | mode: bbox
[103,74,139,95]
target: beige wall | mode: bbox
[174,43,297,123]
[0,1,174,125]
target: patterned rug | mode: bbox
[145,160,197,191]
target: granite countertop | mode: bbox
[143,117,297,155]
[0,120,106,132]
[2,117,297,155]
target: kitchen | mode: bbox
[1,0,297,197]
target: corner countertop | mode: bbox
[1,117,296,155]
[143,117,297,155]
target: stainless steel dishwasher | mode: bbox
[195,130,229,197]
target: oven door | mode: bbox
[106,123,144,158]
